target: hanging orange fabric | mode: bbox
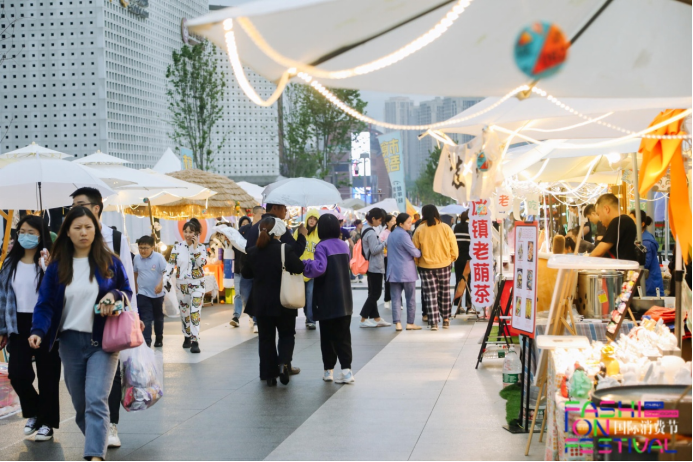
[638,109,691,263]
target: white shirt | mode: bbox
[101,224,137,310]
[61,257,98,333]
[11,261,40,313]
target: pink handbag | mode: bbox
[102,292,144,353]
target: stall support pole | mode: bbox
[674,239,683,347]
[0,210,14,270]
[664,194,670,262]
[525,380,544,455]
[631,152,646,295]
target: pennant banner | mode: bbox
[469,199,495,310]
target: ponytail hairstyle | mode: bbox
[365,208,386,225]
[183,217,202,235]
[256,216,276,249]
[395,213,411,228]
[630,209,653,228]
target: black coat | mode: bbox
[242,239,304,317]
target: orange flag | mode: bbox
[638,109,691,263]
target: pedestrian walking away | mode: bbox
[164,218,207,354]
[413,205,458,330]
[29,206,133,461]
[0,215,61,442]
[385,213,423,332]
[294,209,321,330]
[133,235,167,348]
[70,187,140,448]
[302,213,355,384]
[359,209,391,328]
[242,217,305,386]
[453,211,471,308]
[244,204,307,334]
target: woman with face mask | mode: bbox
[0,215,59,442]
[163,218,207,354]
[29,207,132,461]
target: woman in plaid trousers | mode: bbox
[412,205,458,330]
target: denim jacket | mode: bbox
[31,257,132,351]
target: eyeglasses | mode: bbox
[66,202,98,210]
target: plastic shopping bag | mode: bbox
[0,363,21,418]
[163,276,179,318]
[120,344,164,412]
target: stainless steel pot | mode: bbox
[575,270,624,320]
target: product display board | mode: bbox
[605,269,642,341]
[512,221,538,337]
[469,199,495,310]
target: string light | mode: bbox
[235,0,474,80]
[223,19,291,107]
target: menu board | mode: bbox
[606,270,642,341]
[512,222,538,337]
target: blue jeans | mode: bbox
[59,330,119,460]
[390,282,416,324]
[304,278,315,324]
[233,273,253,318]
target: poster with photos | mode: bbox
[511,222,538,337]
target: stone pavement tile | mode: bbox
[1,441,86,462]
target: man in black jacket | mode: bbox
[243,204,307,333]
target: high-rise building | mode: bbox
[208,3,279,185]
[1,0,209,169]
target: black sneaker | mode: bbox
[24,417,39,436]
[154,337,163,348]
[230,316,240,327]
[306,323,316,330]
[34,425,53,441]
[182,337,192,349]
[190,341,201,353]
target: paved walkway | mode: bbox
[0,288,545,461]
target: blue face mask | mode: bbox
[18,234,40,250]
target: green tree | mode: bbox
[280,83,367,178]
[166,41,227,171]
[413,146,453,205]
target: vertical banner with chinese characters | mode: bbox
[511,222,538,338]
[525,193,540,216]
[495,187,513,220]
[469,200,495,310]
[378,132,407,212]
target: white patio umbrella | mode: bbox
[262,178,342,207]
[357,198,400,213]
[438,203,467,214]
[187,0,690,98]
[1,141,72,159]
[0,157,115,210]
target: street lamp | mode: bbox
[360,152,369,203]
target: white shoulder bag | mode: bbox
[280,244,305,309]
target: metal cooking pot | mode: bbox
[576,270,623,320]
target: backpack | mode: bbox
[350,228,374,275]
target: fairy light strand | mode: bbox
[235,0,474,80]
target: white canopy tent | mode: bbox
[152,148,182,174]
[357,198,400,214]
[188,0,691,99]
[0,142,72,159]
[236,181,264,204]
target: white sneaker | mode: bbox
[335,369,355,384]
[24,417,39,436]
[359,319,377,328]
[323,370,334,382]
[384,301,391,309]
[107,423,121,448]
[375,319,392,327]
[253,323,258,334]
[34,425,53,441]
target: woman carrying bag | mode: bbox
[302,214,355,384]
[0,215,59,442]
[386,213,422,332]
[242,217,305,386]
[29,207,133,461]
[359,209,391,328]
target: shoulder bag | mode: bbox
[280,244,305,309]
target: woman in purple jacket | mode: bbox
[386,214,422,331]
[302,214,355,384]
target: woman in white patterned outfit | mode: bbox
[164,218,207,354]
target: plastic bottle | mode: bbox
[502,347,521,388]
